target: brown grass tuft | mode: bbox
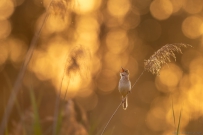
[144,43,192,75]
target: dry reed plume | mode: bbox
[53,45,90,135]
[144,43,192,75]
[66,45,91,76]
[58,45,91,103]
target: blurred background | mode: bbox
[0,0,203,135]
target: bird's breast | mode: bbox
[119,79,131,96]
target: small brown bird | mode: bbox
[118,67,131,110]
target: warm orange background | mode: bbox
[0,0,203,135]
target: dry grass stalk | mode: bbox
[144,43,192,75]
[66,45,90,75]
[10,100,88,135]
[0,0,56,134]
[53,45,90,135]
[61,45,91,102]
[50,0,73,19]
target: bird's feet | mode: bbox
[122,98,126,103]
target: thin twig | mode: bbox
[132,70,145,88]
[100,102,122,135]
[100,70,145,135]
[0,0,54,134]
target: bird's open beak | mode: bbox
[121,67,125,73]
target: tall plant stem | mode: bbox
[100,70,145,135]
[0,0,54,134]
[52,55,70,135]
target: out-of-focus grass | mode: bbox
[29,89,42,135]
[171,97,176,126]
[3,71,26,134]
[54,107,63,135]
[171,96,182,135]
[176,107,182,135]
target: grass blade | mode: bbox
[171,97,176,126]
[176,107,182,135]
[29,89,42,135]
[0,0,55,133]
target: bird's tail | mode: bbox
[122,96,128,110]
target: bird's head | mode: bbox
[120,67,129,77]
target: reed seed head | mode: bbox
[144,43,192,75]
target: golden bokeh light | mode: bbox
[76,92,98,111]
[139,19,162,41]
[0,0,14,20]
[106,28,129,54]
[146,108,167,131]
[97,69,118,94]
[155,63,182,93]
[13,0,25,6]
[60,70,92,99]
[168,56,203,125]
[131,0,152,15]
[181,49,201,70]
[138,81,158,104]
[0,44,8,66]
[65,73,83,92]
[45,15,70,33]
[123,12,140,30]
[104,17,123,28]
[8,38,27,64]
[31,53,54,80]
[29,37,93,98]
[3,0,203,134]
[150,0,173,20]
[0,20,11,39]
[166,101,190,128]
[121,108,143,128]
[104,52,129,72]
[76,15,99,32]
[125,56,139,78]
[183,0,203,14]
[28,43,65,79]
[73,0,101,14]
[170,0,184,13]
[186,86,203,118]
[77,86,94,98]
[189,56,203,73]
[201,36,203,50]
[182,16,203,39]
[107,0,130,17]
[146,98,169,131]
[75,15,100,52]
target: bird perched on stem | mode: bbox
[119,67,131,110]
